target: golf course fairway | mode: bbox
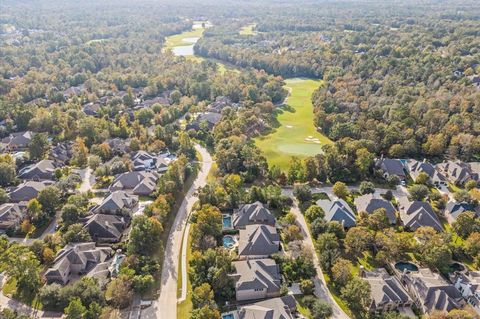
[255,78,332,171]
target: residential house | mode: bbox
[316,198,356,228]
[445,201,475,221]
[233,201,276,230]
[137,96,170,108]
[49,142,73,165]
[238,224,280,259]
[18,159,56,181]
[44,242,113,285]
[354,194,397,224]
[406,159,448,186]
[62,85,85,99]
[186,112,222,131]
[131,150,171,173]
[107,138,131,155]
[82,102,101,117]
[84,214,127,243]
[361,268,413,313]
[376,158,407,181]
[0,203,26,231]
[234,295,297,319]
[436,161,479,186]
[453,271,480,314]
[397,197,443,232]
[109,171,158,196]
[92,191,138,215]
[0,131,34,151]
[400,268,463,314]
[207,96,232,113]
[8,180,54,202]
[231,258,281,301]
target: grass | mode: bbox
[239,24,257,35]
[177,228,193,319]
[164,28,204,49]
[323,273,353,318]
[255,78,332,171]
[295,296,313,319]
[2,278,43,310]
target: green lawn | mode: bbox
[177,228,193,319]
[239,24,257,35]
[164,28,204,49]
[255,78,332,171]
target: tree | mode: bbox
[355,148,374,178]
[38,186,61,216]
[136,108,155,126]
[64,298,86,319]
[192,283,215,309]
[465,232,480,257]
[304,205,324,223]
[191,305,221,319]
[293,184,312,203]
[3,245,42,298]
[0,188,9,204]
[61,204,80,228]
[282,224,302,243]
[84,302,102,319]
[452,211,480,239]
[408,184,429,201]
[21,219,35,235]
[128,216,163,256]
[28,132,50,160]
[87,155,102,170]
[105,275,133,309]
[359,181,375,195]
[311,300,333,319]
[0,162,16,186]
[366,208,390,231]
[415,172,430,185]
[332,181,349,199]
[331,258,353,288]
[316,233,340,273]
[62,223,91,243]
[191,205,222,251]
[299,279,314,295]
[72,137,89,167]
[465,180,477,191]
[341,277,371,314]
[344,227,373,257]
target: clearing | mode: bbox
[255,78,332,171]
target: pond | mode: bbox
[395,261,419,273]
[223,235,236,249]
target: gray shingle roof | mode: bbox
[354,194,397,224]
[18,159,56,181]
[237,295,297,319]
[233,201,276,229]
[84,214,126,242]
[377,158,406,179]
[445,201,475,220]
[93,191,138,214]
[316,198,356,228]
[238,224,280,257]
[398,197,443,232]
[407,159,447,184]
[363,268,411,309]
[8,180,54,202]
[233,258,281,295]
[0,203,25,229]
[110,171,158,195]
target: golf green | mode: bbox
[255,78,332,171]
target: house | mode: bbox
[0,203,26,231]
[18,159,56,181]
[131,151,171,173]
[62,85,85,99]
[453,271,480,314]
[354,194,397,224]
[360,268,412,313]
[109,171,158,196]
[376,158,406,181]
[400,268,463,314]
[233,201,276,229]
[231,258,281,301]
[186,112,222,131]
[436,161,479,186]
[234,295,297,319]
[44,242,112,285]
[397,197,443,232]
[316,198,356,228]
[406,159,448,186]
[84,214,127,243]
[207,96,232,113]
[82,102,101,117]
[49,142,73,165]
[92,191,138,215]
[8,180,54,202]
[107,138,131,155]
[238,224,280,259]
[445,201,475,220]
[0,131,34,151]
[137,96,170,108]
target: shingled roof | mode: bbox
[238,224,280,258]
[233,201,276,229]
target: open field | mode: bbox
[164,28,204,49]
[255,78,332,170]
[239,24,257,35]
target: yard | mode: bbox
[255,78,332,171]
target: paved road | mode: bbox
[76,167,94,193]
[283,189,350,319]
[143,144,212,319]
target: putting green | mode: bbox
[255,78,332,171]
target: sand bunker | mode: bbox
[304,136,321,144]
[286,125,293,128]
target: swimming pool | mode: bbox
[395,261,419,273]
[222,315,234,319]
[223,214,232,229]
[223,235,236,249]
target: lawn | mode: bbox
[164,28,204,50]
[239,24,257,35]
[2,278,43,310]
[177,228,193,319]
[255,78,332,171]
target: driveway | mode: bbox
[143,144,212,319]
[75,167,94,193]
[283,190,350,319]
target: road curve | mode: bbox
[283,188,350,319]
[150,144,212,319]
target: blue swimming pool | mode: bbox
[223,235,236,248]
[395,262,419,273]
[223,215,232,229]
[222,315,234,319]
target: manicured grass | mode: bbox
[255,78,333,171]
[164,28,204,49]
[295,296,313,319]
[239,24,257,35]
[323,273,353,318]
[177,228,193,319]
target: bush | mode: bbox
[293,185,312,203]
[299,279,315,295]
[359,181,375,195]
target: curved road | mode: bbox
[146,144,212,319]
